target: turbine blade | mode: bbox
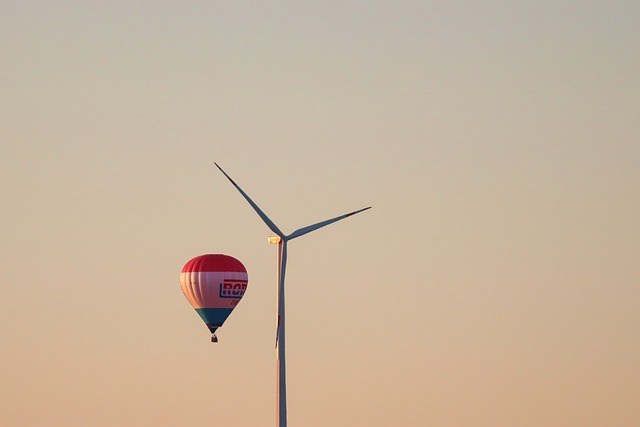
[287,206,371,240]
[275,241,287,348]
[214,163,285,238]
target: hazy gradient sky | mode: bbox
[2,1,639,426]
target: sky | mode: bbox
[1,1,639,426]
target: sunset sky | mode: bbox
[2,1,639,426]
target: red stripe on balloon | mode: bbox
[181,254,247,273]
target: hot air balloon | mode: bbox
[180,254,248,342]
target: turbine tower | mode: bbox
[215,163,370,427]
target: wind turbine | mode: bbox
[214,163,370,427]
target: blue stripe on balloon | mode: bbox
[195,308,234,327]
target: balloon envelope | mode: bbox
[180,254,248,335]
